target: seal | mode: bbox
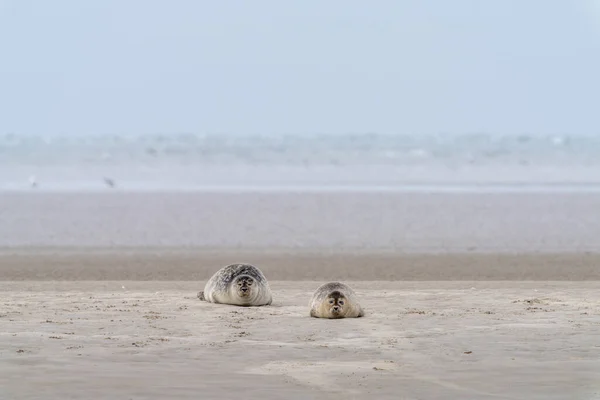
[197,263,273,306]
[309,281,364,319]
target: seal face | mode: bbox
[197,263,273,306]
[309,282,364,319]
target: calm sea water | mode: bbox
[1,133,600,192]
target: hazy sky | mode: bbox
[1,0,599,136]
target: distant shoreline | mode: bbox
[4,181,600,193]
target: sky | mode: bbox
[0,0,599,136]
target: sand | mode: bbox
[1,191,600,251]
[2,191,599,398]
[1,249,600,281]
[1,280,599,400]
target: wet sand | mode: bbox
[1,249,600,281]
[1,281,599,400]
[1,191,599,251]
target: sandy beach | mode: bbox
[4,0,600,396]
[1,280,599,400]
[1,192,599,399]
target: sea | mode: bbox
[2,132,600,250]
[1,132,600,193]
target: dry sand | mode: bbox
[1,280,599,400]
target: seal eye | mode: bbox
[339,300,344,306]
[329,299,334,304]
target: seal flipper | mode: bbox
[197,291,205,301]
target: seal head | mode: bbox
[234,274,255,298]
[309,282,364,319]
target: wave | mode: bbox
[1,132,599,168]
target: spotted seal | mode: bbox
[198,263,273,306]
[309,282,364,318]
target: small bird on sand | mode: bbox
[28,175,38,188]
[103,177,116,188]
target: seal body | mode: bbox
[309,282,364,319]
[198,263,272,306]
